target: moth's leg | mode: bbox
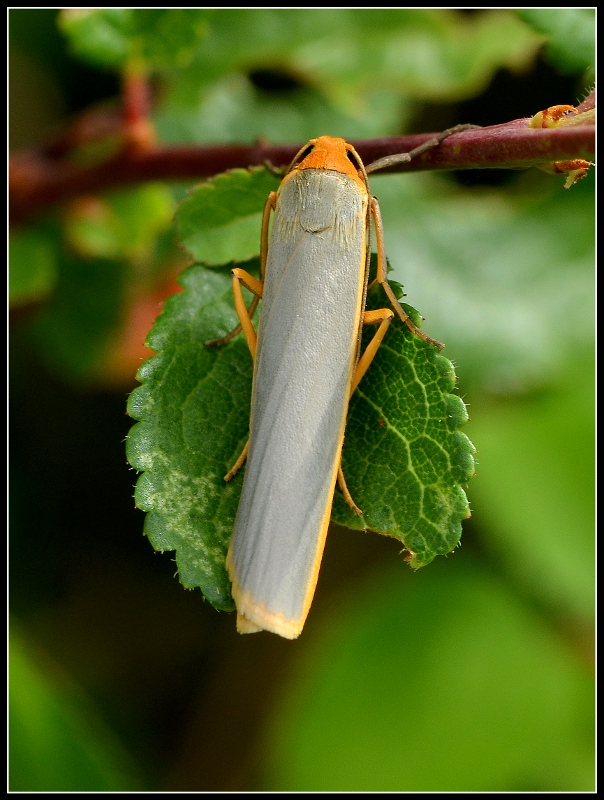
[371,196,444,351]
[224,439,250,482]
[221,192,279,479]
[365,123,480,174]
[229,269,263,359]
[259,191,278,282]
[337,465,362,516]
[365,124,478,351]
[206,191,277,348]
[220,265,263,480]
[337,306,395,515]
[262,160,287,179]
[350,307,394,395]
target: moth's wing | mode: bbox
[227,170,368,638]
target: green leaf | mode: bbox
[371,171,595,393]
[9,226,58,306]
[333,283,474,568]
[58,9,211,70]
[155,76,406,147]
[126,9,212,69]
[126,261,474,607]
[155,9,543,144]
[517,9,595,76]
[63,184,176,262]
[58,9,132,69]
[187,10,539,101]
[175,168,280,265]
[127,265,250,611]
[288,9,541,106]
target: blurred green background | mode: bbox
[9,9,594,791]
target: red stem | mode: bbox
[10,114,594,226]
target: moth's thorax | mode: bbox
[274,168,368,244]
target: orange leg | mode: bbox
[371,196,444,351]
[206,191,277,348]
[337,465,362,516]
[364,124,481,352]
[220,192,279,478]
[221,269,263,479]
[224,439,250,482]
[338,306,398,514]
[231,269,263,359]
[350,307,394,395]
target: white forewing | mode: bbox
[227,169,368,634]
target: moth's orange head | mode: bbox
[293,136,365,183]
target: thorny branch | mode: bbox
[10,90,594,226]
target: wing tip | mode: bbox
[227,551,305,639]
[232,588,305,639]
[236,612,264,634]
[235,609,302,639]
